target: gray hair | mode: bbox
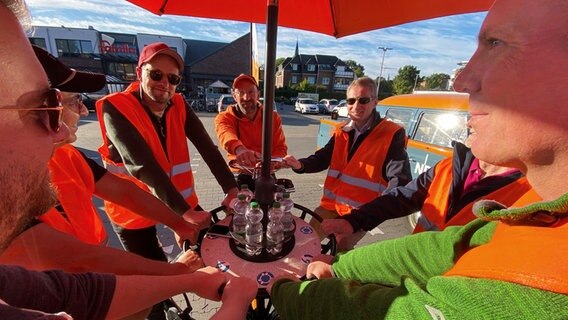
[1,0,31,30]
[347,76,377,99]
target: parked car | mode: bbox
[81,93,105,111]
[332,100,348,118]
[295,98,319,114]
[259,97,278,112]
[217,94,235,113]
[317,103,328,114]
[319,98,338,113]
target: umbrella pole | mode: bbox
[255,0,279,214]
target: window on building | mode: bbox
[107,62,136,81]
[292,64,298,71]
[55,39,94,57]
[322,77,330,85]
[337,66,345,72]
[307,76,316,85]
[307,64,315,71]
[29,38,47,50]
[291,76,298,84]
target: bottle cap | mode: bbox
[240,184,250,189]
[272,201,281,208]
[250,202,259,209]
[283,193,290,198]
[238,194,245,200]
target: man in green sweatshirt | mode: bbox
[269,0,568,318]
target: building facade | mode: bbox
[275,44,355,93]
[29,25,251,97]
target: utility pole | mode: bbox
[377,46,392,98]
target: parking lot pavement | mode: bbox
[75,106,411,318]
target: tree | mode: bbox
[424,73,450,90]
[393,65,421,94]
[377,79,394,100]
[275,57,286,71]
[344,59,365,77]
[292,79,316,92]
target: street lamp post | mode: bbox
[377,46,392,98]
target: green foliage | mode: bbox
[275,57,286,71]
[378,79,394,100]
[393,65,421,94]
[424,73,450,90]
[344,59,365,77]
[291,79,316,92]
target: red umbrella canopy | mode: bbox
[127,0,494,38]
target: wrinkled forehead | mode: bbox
[0,5,49,108]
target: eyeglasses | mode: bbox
[1,88,64,132]
[346,97,372,105]
[147,69,181,86]
[62,94,83,114]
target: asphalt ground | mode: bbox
[74,105,412,319]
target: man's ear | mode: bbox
[136,66,142,81]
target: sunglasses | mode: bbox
[1,88,64,132]
[63,93,84,114]
[346,97,372,105]
[147,69,181,86]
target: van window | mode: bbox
[384,108,414,131]
[413,112,468,148]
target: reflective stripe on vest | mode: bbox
[96,82,197,229]
[320,120,401,215]
[326,169,388,193]
[41,144,108,245]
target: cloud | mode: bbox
[27,0,485,78]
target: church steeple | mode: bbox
[294,40,299,57]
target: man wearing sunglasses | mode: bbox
[283,76,411,250]
[1,46,208,273]
[0,2,257,319]
[96,42,239,318]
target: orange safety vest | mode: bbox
[445,192,568,295]
[40,144,107,245]
[414,158,538,233]
[96,82,197,229]
[320,120,401,215]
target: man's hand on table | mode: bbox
[321,218,355,247]
[306,254,335,279]
[188,266,227,301]
[212,276,257,320]
[221,187,239,212]
[235,146,261,167]
[176,250,205,273]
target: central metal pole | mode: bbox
[255,0,278,214]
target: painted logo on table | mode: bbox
[301,254,313,265]
[257,271,274,286]
[300,226,313,234]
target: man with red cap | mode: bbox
[97,42,239,319]
[215,73,288,190]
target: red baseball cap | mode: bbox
[232,74,258,89]
[138,42,184,71]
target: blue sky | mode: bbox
[27,0,487,79]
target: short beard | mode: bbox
[0,166,57,251]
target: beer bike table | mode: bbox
[201,204,336,318]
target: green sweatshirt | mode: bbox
[271,194,568,319]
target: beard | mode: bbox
[0,165,57,251]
